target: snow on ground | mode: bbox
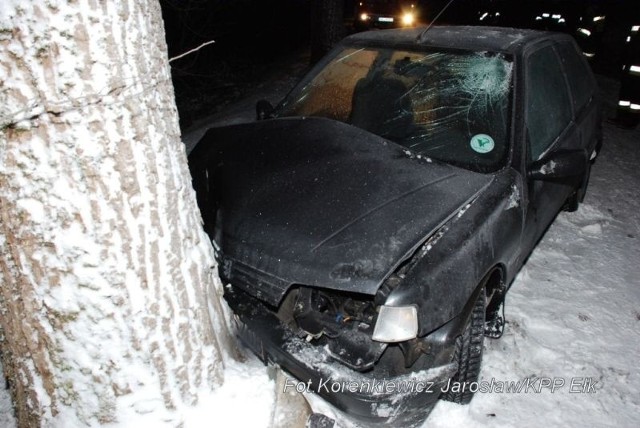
[0,351,281,428]
[182,358,278,428]
[2,67,639,428]
[0,361,16,428]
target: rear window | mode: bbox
[277,46,514,173]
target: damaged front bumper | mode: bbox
[225,288,457,427]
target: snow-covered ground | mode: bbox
[2,74,638,427]
[0,360,15,428]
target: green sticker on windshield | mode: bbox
[470,134,495,154]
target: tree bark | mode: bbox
[310,0,345,64]
[0,1,233,426]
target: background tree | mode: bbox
[0,1,234,426]
[310,0,345,64]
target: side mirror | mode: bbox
[256,99,274,121]
[528,149,587,183]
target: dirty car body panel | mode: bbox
[188,26,600,426]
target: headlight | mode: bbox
[402,13,415,26]
[372,305,418,342]
[360,13,369,21]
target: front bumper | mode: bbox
[226,290,456,427]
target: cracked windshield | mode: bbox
[278,46,513,172]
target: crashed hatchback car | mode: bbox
[188,26,600,426]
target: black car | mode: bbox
[189,26,601,427]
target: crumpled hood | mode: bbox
[189,117,492,306]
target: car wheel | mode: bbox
[441,287,485,404]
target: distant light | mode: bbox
[360,13,369,21]
[631,104,640,111]
[627,36,632,42]
[359,2,363,5]
[619,100,631,107]
[632,25,640,32]
[583,52,595,58]
[536,16,542,21]
[542,13,550,18]
[402,12,415,26]
[552,14,561,19]
[411,4,415,8]
[593,16,605,22]
[496,12,501,17]
[480,12,489,21]
[578,28,592,37]
[630,65,640,74]
[558,18,566,23]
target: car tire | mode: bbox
[441,287,485,404]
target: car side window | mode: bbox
[556,41,595,115]
[525,46,572,161]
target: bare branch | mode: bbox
[168,40,216,63]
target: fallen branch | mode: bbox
[168,40,216,63]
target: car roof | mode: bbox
[344,25,571,54]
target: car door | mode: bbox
[521,42,580,247]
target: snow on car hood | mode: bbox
[190,117,493,305]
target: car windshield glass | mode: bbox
[276,46,513,172]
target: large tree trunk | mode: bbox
[0,1,233,426]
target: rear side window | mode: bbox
[526,46,572,160]
[556,41,595,114]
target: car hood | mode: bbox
[190,117,493,306]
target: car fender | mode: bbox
[384,170,524,336]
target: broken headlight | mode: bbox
[290,287,377,340]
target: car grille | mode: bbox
[225,258,291,307]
